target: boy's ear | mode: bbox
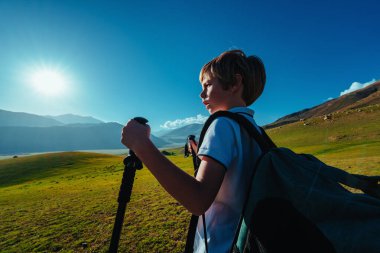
[231,74,243,93]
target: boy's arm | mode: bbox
[122,119,225,214]
[133,137,225,216]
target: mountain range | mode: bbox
[0,110,104,127]
[0,111,170,155]
[1,80,379,155]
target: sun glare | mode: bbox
[29,67,68,96]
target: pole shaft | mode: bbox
[109,166,137,253]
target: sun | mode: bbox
[29,67,68,96]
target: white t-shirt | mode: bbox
[193,107,263,253]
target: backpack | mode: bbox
[185,110,380,253]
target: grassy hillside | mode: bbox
[0,152,194,252]
[266,104,380,175]
[1,104,379,252]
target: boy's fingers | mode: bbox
[120,119,150,148]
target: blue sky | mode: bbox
[0,0,379,132]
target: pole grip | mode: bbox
[109,116,148,253]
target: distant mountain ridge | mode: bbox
[0,109,104,127]
[160,123,203,147]
[0,110,168,155]
[0,122,169,155]
[0,109,63,127]
[46,114,104,125]
[265,80,380,129]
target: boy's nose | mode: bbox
[200,89,206,99]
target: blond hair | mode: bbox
[200,50,266,106]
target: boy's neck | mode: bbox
[224,100,247,110]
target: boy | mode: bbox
[121,50,266,252]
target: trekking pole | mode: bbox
[184,135,198,173]
[184,135,208,253]
[109,117,148,253]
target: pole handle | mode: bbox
[109,116,148,253]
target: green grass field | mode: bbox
[0,151,194,252]
[1,104,379,252]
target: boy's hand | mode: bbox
[188,139,197,153]
[121,119,151,151]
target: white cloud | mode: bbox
[160,114,207,129]
[325,97,334,101]
[340,78,376,96]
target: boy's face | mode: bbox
[200,75,231,114]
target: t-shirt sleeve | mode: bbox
[197,117,237,170]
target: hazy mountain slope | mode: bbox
[0,122,168,155]
[266,81,380,129]
[0,109,105,127]
[160,123,203,147]
[0,109,63,127]
[46,114,104,124]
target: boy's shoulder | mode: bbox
[207,115,238,134]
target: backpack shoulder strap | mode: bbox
[198,111,276,153]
